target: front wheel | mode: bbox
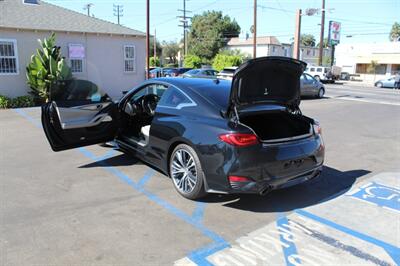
[375,82,383,88]
[169,144,206,200]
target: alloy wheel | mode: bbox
[171,149,198,194]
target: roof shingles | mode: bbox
[0,0,145,36]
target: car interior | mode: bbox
[121,84,168,147]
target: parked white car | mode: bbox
[305,66,341,83]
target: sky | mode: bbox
[46,0,399,45]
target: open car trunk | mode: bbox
[239,110,312,142]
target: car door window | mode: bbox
[51,79,110,103]
[158,87,195,109]
[317,68,323,72]
[131,84,168,101]
[305,74,317,83]
[310,67,315,72]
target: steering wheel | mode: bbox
[141,94,159,116]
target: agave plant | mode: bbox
[26,33,72,103]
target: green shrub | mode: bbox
[164,63,179,68]
[212,54,243,71]
[0,95,11,109]
[150,56,160,67]
[183,54,202,68]
[26,33,72,103]
[9,96,35,108]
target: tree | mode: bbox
[151,39,163,58]
[317,37,329,48]
[188,11,240,60]
[162,41,180,64]
[300,34,316,47]
[367,60,379,82]
[389,22,400,41]
[183,54,202,68]
[150,56,160,67]
[212,53,242,71]
[26,33,71,103]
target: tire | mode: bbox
[169,144,206,200]
[314,75,321,82]
[317,87,325,98]
[375,82,383,88]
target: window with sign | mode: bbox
[124,45,136,73]
[68,44,84,73]
[0,39,18,74]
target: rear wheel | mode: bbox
[317,87,325,98]
[169,144,206,200]
[375,82,383,88]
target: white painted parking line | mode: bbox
[176,172,400,265]
[325,95,400,106]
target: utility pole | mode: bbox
[146,0,150,79]
[178,0,192,57]
[318,0,325,65]
[154,28,157,60]
[83,3,93,16]
[113,4,123,25]
[253,0,257,58]
[293,9,302,59]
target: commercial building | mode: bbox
[335,42,400,82]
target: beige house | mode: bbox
[0,0,146,99]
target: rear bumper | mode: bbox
[201,134,325,194]
[228,165,323,195]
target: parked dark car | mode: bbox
[149,68,163,78]
[182,68,219,79]
[164,68,193,77]
[300,73,325,98]
[41,57,324,199]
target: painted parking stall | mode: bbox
[178,172,400,265]
[12,108,400,265]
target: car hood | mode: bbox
[229,56,307,112]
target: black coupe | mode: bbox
[42,56,325,199]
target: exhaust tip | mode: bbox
[259,186,272,196]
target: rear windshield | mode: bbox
[190,81,231,109]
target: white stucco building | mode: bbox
[226,35,330,66]
[335,42,400,82]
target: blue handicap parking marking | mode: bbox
[349,182,400,212]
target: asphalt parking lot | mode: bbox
[1,84,399,265]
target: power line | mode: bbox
[113,4,123,25]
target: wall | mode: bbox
[0,28,145,99]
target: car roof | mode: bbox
[151,77,231,109]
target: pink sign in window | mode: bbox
[69,44,85,59]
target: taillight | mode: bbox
[219,133,259,147]
[313,121,322,135]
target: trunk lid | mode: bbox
[229,56,307,113]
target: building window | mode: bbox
[124,45,135,73]
[0,39,18,74]
[68,43,85,74]
[70,59,83,73]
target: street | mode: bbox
[324,82,400,106]
[1,84,399,265]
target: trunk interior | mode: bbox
[240,111,312,142]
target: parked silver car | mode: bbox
[182,69,218,79]
[300,73,325,98]
[374,77,396,88]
